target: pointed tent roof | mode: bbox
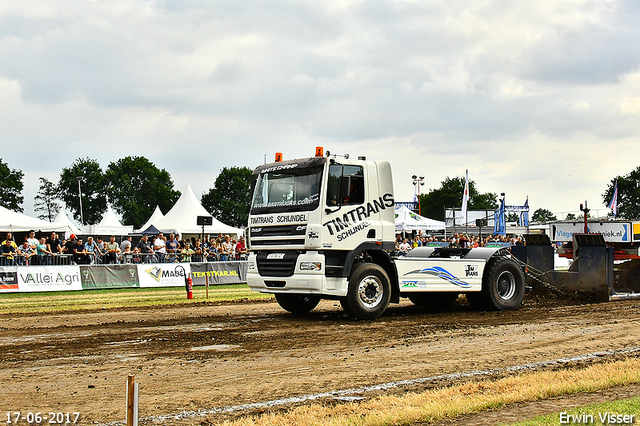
[153,183,243,236]
[135,205,165,233]
[395,205,446,232]
[53,207,82,237]
[83,206,134,235]
[0,204,66,232]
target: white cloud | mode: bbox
[1,0,639,220]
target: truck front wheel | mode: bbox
[342,263,391,320]
[475,258,525,310]
[274,294,321,314]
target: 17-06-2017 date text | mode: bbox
[6,412,80,424]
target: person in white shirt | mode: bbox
[153,233,167,262]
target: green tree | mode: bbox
[532,208,557,223]
[603,167,640,220]
[59,158,106,225]
[565,213,577,220]
[34,177,60,221]
[506,213,519,222]
[103,156,180,228]
[0,158,24,212]
[201,166,252,228]
[419,176,497,221]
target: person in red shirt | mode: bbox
[235,236,248,260]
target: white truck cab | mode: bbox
[247,148,525,319]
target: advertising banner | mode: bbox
[80,265,140,289]
[137,263,192,288]
[551,222,631,243]
[17,265,82,292]
[0,266,18,292]
[190,261,248,285]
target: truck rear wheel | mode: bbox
[343,263,391,320]
[474,258,525,310]
[274,294,321,314]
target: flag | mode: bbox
[519,197,529,226]
[608,182,618,217]
[461,169,469,225]
[494,198,506,236]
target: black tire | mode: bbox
[344,263,391,320]
[475,258,525,310]
[408,292,459,308]
[274,294,321,314]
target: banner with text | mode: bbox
[190,261,248,285]
[0,266,18,291]
[80,265,140,289]
[137,263,192,288]
[17,265,82,292]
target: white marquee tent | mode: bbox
[153,183,243,236]
[83,206,134,236]
[0,205,66,233]
[134,205,165,233]
[53,207,82,238]
[395,205,446,232]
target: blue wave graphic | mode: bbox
[416,266,472,288]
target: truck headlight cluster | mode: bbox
[247,261,256,271]
[300,262,322,271]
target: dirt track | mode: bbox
[1,296,640,425]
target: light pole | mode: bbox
[412,175,425,215]
[76,176,84,226]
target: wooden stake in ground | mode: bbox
[126,375,139,426]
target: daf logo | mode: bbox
[253,228,262,233]
[296,226,306,231]
[267,253,286,260]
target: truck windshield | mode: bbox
[251,165,323,213]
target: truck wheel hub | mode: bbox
[358,275,383,307]
[497,270,516,300]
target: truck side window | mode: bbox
[326,164,365,206]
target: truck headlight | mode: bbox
[300,262,322,271]
[247,261,256,271]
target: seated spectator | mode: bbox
[36,237,55,265]
[398,238,411,255]
[1,239,17,265]
[105,236,121,264]
[17,240,36,265]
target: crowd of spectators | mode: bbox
[0,231,248,266]
[396,233,525,255]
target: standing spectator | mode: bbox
[1,238,17,265]
[27,230,39,250]
[63,234,77,256]
[120,236,132,254]
[166,233,179,262]
[46,232,63,254]
[206,240,218,262]
[181,242,195,262]
[1,233,17,249]
[105,236,121,264]
[399,238,411,255]
[136,235,154,263]
[85,237,100,264]
[154,233,167,262]
[74,238,90,265]
[193,240,203,262]
[220,235,232,261]
[235,236,248,260]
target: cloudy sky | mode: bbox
[1,0,639,221]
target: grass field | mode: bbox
[0,284,271,314]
